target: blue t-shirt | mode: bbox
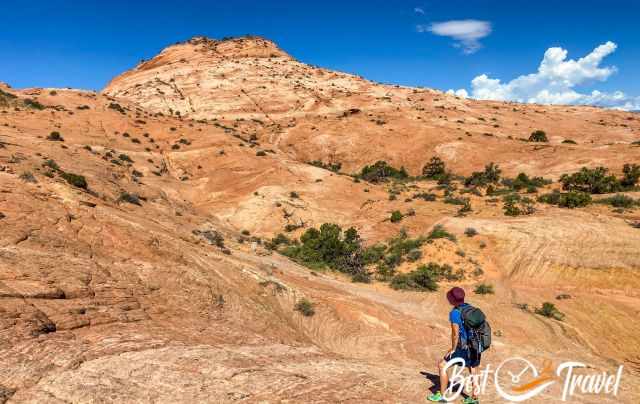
[449,303,469,346]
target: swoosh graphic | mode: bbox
[512,360,556,393]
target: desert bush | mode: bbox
[413,192,437,201]
[390,210,403,223]
[282,224,368,281]
[562,139,577,144]
[193,229,225,248]
[256,150,267,156]
[422,156,446,179]
[427,224,456,242]
[309,160,342,173]
[60,172,87,189]
[621,163,640,188]
[289,191,300,199]
[43,159,60,171]
[390,264,439,291]
[465,162,501,187]
[538,190,592,208]
[444,195,469,205]
[464,227,478,237]
[406,249,422,262]
[118,154,133,163]
[358,160,408,183]
[118,192,141,205]
[474,283,495,295]
[535,302,565,321]
[284,223,303,232]
[560,167,621,194]
[24,98,45,110]
[47,131,64,141]
[19,171,37,183]
[528,130,548,142]
[502,172,551,192]
[502,193,535,216]
[596,194,639,209]
[294,298,315,317]
[108,102,126,114]
[362,244,387,265]
[456,199,472,216]
[265,233,291,250]
[391,262,461,292]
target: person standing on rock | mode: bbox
[427,287,485,404]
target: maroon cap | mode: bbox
[446,287,465,306]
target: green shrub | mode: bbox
[19,171,37,183]
[427,224,456,242]
[456,199,472,216]
[308,160,341,173]
[60,172,87,189]
[265,233,291,250]
[464,227,478,237]
[538,190,592,208]
[390,210,403,223]
[118,192,141,205]
[43,159,60,171]
[502,172,551,192]
[24,98,45,110]
[47,131,64,141]
[474,283,495,295]
[294,298,315,316]
[362,244,386,265]
[358,160,408,183]
[597,194,639,209]
[108,102,126,114]
[390,265,439,291]
[444,195,469,205]
[119,154,133,163]
[621,164,640,188]
[560,167,621,194]
[390,262,462,291]
[528,130,548,142]
[465,162,501,187]
[413,192,436,201]
[406,249,422,262]
[535,302,565,321]
[193,229,225,248]
[422,156,446,179]
[503,193,535,216]
[282,224,368,281]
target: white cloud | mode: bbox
[414,7,425,14]
[451,41,640,110]
[419,20,492,54]
[446,88,469,98]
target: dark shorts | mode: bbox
[446,348,481,368]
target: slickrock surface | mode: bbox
[0,36,637,402]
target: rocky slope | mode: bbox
[0,36,638,402]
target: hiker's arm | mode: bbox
[450,323,459,353]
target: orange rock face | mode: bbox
[0,36,638,402]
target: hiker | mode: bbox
[427,287,488,403]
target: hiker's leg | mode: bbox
[468,366,479,399]
[438,359,449,393]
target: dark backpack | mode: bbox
[457,304,492,353]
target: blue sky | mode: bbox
[1,0,638,108]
